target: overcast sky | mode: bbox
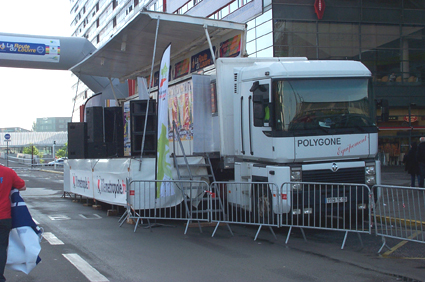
[0,0,74,131]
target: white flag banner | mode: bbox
[156,44,174,198]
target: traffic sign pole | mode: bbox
[4,134,10,167]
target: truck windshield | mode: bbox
[272,78,375,133]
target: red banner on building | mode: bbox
[314,0,326,20]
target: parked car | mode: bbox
[47,157,68,166]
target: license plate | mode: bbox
[326,196,347,204]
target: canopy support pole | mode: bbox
[139,16,161,171]
[71,77,81,121]
[203,24,216,68]
[108,77,119,103]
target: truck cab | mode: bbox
[214,58,379,217]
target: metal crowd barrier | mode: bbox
[372,184,425,253]
[120,179,220,234]
[210,182,280,240]
[119,179,375,247]
[281,182,372,249]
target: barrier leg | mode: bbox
[300,228,307,242]
[226,223,234,237]
[357,233,364,248]
[118,210,129,227]
[211,222,220,238]
[254,225,263,241]
[134,218,141,232]
[197,221,203,234]
[184,220,190,234]
[285,226,292,244]
[211,222,234,238]
[378,237,391,253]
[341,231,348,249]
[269,226,277,240]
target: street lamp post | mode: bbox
[4,134,11,167]
[53,141,56,169]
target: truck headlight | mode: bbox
[366,175,376,185]
[291,169,301,181]
[292,183,302,191]
[365,165,375,176]
[291,168,302,191]
[365,163,376,185]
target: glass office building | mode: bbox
[176,0,425,165]
[71,0,425,165]
[269,1,425,165]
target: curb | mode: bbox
[40,169,64,175]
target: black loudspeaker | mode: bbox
[68,122,87,159]
[104,107,124,157]
[87,142,107,159]
[130,100,157,156]
[86,107,104,143]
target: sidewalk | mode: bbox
[381,164,411,186]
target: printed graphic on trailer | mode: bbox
[295,135,369,159]
[168,80,193,141]
[0,35,60,62]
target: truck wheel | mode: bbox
[252,187,272,224]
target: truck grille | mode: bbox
[302,167,365,184]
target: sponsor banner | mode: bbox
[70,170,93,199]
[174,58,190,79]
[92,159,130,205]
[191,47,215,73]
[65,157,206,209]
[295,134,369,159]
[0,36,60,63]
[219,34,241,58]
[157,44,174,198]
[93,171,127,205]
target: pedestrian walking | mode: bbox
[403,142,421,187]
[0,165,26,282]
[416,137,425,187]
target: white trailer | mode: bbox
[65,11,380,217]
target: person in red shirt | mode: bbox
[0,165,26,282]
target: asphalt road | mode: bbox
[1,160,424,282]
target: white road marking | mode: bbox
[32,218,39,225]
[79,214,102,219]
[48,215,71,220]
[42,232,64,245]
[63,253,109,282]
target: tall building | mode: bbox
[0,128,30,133]
[70,0,425,165]
[35,117,71,132]
[69,0,164,120]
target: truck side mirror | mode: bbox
[252,84,271,127]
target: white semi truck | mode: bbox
[181,57,380,219]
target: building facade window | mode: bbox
[246,9,273,57]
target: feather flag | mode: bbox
[6,188,42,274]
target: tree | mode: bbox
[22,144,44,164]
[23,145,39,155]
[56,143,68,158]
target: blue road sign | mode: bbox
[4,134,10,140]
